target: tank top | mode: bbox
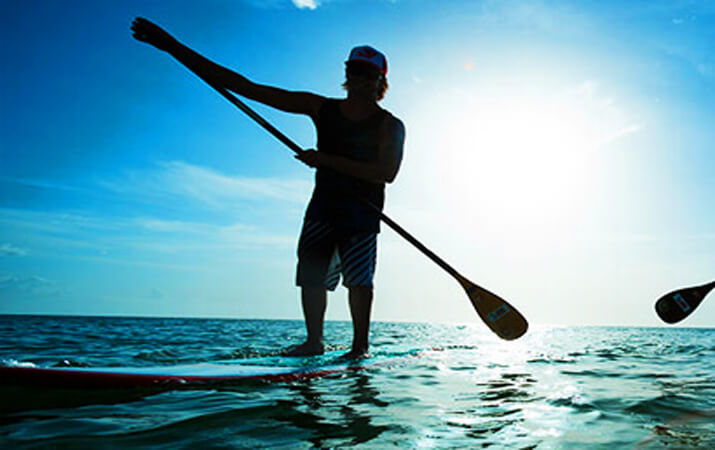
[304,99,391,232]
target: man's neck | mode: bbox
[342,95,379,121]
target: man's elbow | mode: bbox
[382,169,399,184]
[369,163,399,184]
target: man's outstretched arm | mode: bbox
[131,17,324,118]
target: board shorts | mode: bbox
[296,219,378,291]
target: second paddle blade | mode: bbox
[458,276,528,340]
[655,281,714,324]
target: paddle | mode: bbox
[175,69,528,340]
[655,280,714,324]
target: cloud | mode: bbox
[0,274,60,296]
[292,0,319,9]
[133,218,251,235]
[597,123,643,148]
[0,207,297,268]
[0,243,27,256]
[98,161,312,210]
[130,217,295,250]
[0,162,311,262]
[240,0,322,9]
[476,0,586,33]
[564,80,643,151]
[0,176,80,193]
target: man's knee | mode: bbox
[348,285,373,300]
[301,286,326,301]
[302,286,325,294]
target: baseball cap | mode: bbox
[346,45,388,76]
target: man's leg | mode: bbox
[338,231,377,359]
[302,286,327,349]
[285,286,327,356]
[290,219,337,356]
[347,286,373,358]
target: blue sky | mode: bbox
[1,0,713,327]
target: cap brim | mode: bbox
[345,60,385,75]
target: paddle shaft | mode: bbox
[201,78,466,282]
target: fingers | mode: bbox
[131,17,151,42]
[131,17,153,30]
[131,17,148,33]
[294,153,311,166]
[131,17,176,51]
[131,17,159,38]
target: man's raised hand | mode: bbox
[131,17,177,52]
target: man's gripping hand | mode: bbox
[295,149,326,169]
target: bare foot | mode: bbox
[282,342,325,357]
[338,349,369,360]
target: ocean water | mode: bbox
[0,316,713,449]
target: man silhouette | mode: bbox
[132,18,405,358]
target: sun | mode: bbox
[440,91,597,234]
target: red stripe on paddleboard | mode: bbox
[0,364,370,388]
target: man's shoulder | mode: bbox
[381,111,405,136]
[313,96,340,117]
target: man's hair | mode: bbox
[376,77,389,101]
[342,76,389,101]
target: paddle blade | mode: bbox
[458,276,528,340]
[655,281,714,324]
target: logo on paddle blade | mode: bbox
[488,305,510,322]
[672,293,691,312]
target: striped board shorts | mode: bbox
[296,219,378,291]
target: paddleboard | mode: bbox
[0,351,409,389]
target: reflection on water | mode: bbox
[283,372,393,447]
